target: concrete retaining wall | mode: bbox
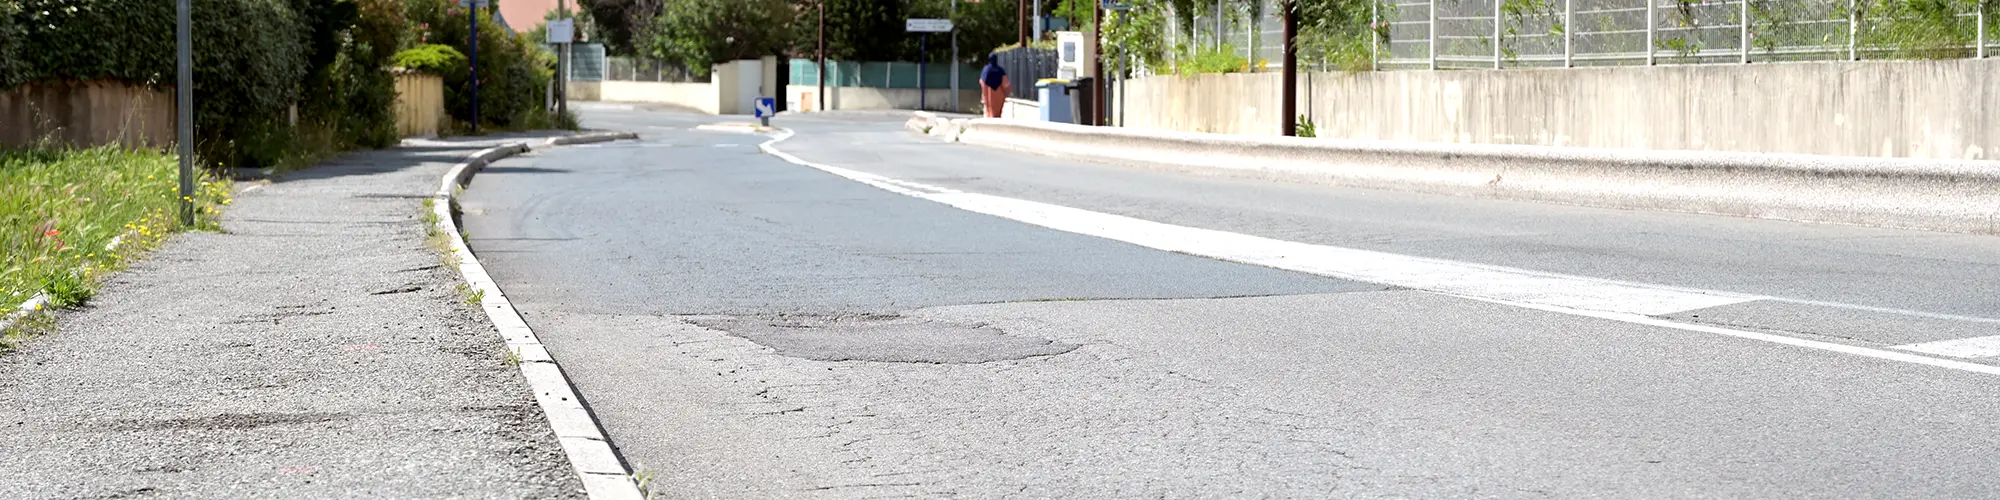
[578,60,772,114]
[1118,59,2000,160]
[951,118,2000,234]
[598,80,720,114]
[0,81,174,148]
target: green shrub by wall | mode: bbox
[2,0,415,163]
[405,0,553,130]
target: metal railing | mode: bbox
[1370,0,1993,69]
[602,57,702,82]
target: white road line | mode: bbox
[1892,336,2000,359]
[762,131,1753,316]
[759,129,2000,375]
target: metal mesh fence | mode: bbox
[1376,0,1995,69]
[786,59,983,90]
[602,57,703,82]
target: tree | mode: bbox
[582,0,659,55]
[812,0,907,60]
[647,0,796,75]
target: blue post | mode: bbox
[919,34,928,111]
[470,1,480,133]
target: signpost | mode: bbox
[906,19,953,112]
[548,18,573,122]
[754,97,776,127]
[460,0,486,133]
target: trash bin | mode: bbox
[1068,77,1097,126]
[1036,78,1073,124]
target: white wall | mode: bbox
[598,80,720,114]
[785,86,981,113]
[1118,59,2000,160]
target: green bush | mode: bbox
[4,0,305,166]
[405,0,554,130]
[394,44,470,79]
[2,0,410,165]
[1180,44,1251,75]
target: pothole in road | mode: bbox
[689,313,1078,364]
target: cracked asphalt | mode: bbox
[0,135,583,499]
[460,105,2000,498]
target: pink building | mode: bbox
[495,0,562,33]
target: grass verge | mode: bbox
[1,145,230,318]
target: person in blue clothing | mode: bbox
[980,53,1011,118]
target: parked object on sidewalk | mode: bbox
[1036,79,1073,124]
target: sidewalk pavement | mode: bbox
[0,134,585,499]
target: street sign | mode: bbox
[455,0,488,7]
[754,97,776,118]
[546,19,574,43]
[905,18,953,32]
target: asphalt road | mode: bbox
[462,104,2000,498]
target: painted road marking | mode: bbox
[1893,336,2000,358]
[761,132,1752,316]
[760,129,2000,374]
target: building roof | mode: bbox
[497,0,562,32]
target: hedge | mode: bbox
[405,0,554,129]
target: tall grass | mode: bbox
[0,146,229,315]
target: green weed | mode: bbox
[0,145,229,317]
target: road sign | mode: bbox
[546,19,574,43]
[455,0,488,7]
[906,18,953,32]
[754,97,776,122]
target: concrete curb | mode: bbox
[905,111,967,141]
[433,131,645,500]
[949,117,2000,234]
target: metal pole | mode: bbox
[1493,0,1503,68]
[819,1,827,111]
[920,35,928,111]
[1645,0,1655,65]
[1095,0,1105,125]
[1739,0,1750,63]
[1034,0,1043,38]
[952,0,959,112]
[557,0,569,121]
[1282,0,1297,135]
[176,0,193,226]
[1370,0,1379,71]
[1218,0,1225,49]
[1248,1,1257,66]
[1429,0,1439,69]
[1564,0,1574,67]
[1980,1,1988,58]
[470,1,480,134]
[1849,0,1858,60]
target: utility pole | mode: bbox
[1020,0,1028,46]
[1033,0,1042,39]
[1281,0,1296,136]
[819,1,827,112]
[556,0,569,122]
[176,0,193,226]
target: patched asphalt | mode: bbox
[458,107,2000,498]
